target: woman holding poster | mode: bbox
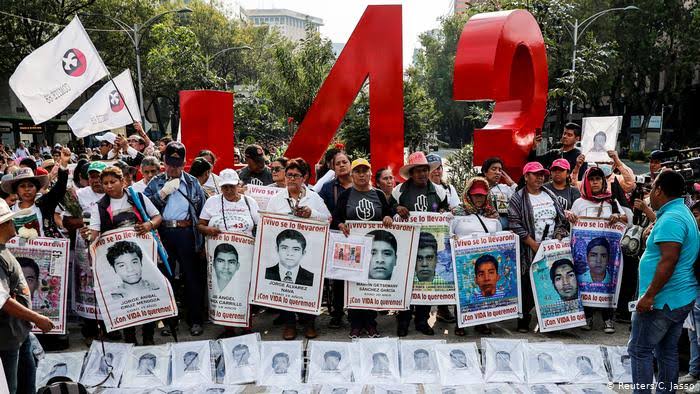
[266,158,331,340]
[450,176,502,335]
[567,166,631,334]
[331,158,394,339]
[197,169,260,237]
[83,166,162,345]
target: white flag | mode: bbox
[9,17,108,124]
[68,69,140,137]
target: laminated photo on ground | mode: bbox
[140,385,198,393]
[524,341,570,384]
[8,237,70,334]
[394,212,455,305]
[526,384,567,394]
[80,341,132,387]
[482,383,518,394]
[344,222,420,311]
[35,351,85,387]
[220,333,261,385]
[324,230,372,282]
[171,340,213,386]
[565,345,609,384]
[121,344,171,388]
[559,384,616,394]
[266,385,314,394]
[206,231,255,327]
[452,232,520,327]
[257,340,303,386]
[355,338,401,384]
[604,346,632,383]
[210,340,225,384]
[482,338,526,383]
[422,385,470,394]
[581,116,622,163]
[434,342,483,385]
[318,383,364,394]
[399,339,445,384]
[250,213,329,315]
[72,235,101,319]
[307,340,354,384]
[91,228,177,332]
[193,385,245,394]
[571,218,625,308]
[371,384,418,394]
[530,239,586,332]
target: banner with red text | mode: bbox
[245,184,280,211]
[8,237,70,334]
[571,218,626,308]
[250,213,329,315]
[206,232,254,327]
[91,229,177,332]
[451,232,521,327]
[344,221,420,311]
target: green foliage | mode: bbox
[337,86,369,155]
[445,145,478,196]
[234,92,289,147]
[404,78,441,152]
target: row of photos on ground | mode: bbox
[38,335,631,392]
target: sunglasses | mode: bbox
[271,166,284,172]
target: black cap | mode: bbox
[244,144,265,162]
[649,150,664,161]
[164,141,186,167]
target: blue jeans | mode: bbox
[689,297,700,376]
[628,302,693,394]
[0,336,36,394]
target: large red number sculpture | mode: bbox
[453,10,548,177]
[283,5,403,179]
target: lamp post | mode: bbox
[83,8,193,124]
[205,46,252,89]
[566,5,639,117]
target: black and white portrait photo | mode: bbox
[265,229,314,286]
[356,338,400,384]
[258,340,302,386]
[524,342,569,384]
[482,338,526,383]
[121,345,170,388]
[434,343,482,385]
[171,340,212,386]
[581,116,621,163]
[106,240,159,300]
[221,333,260,385]
[213,243,240,293]
[605,346,633,383]
[308,341,353,384]
[399,339,443,384]
[566,345,608,384]
[318,384,364,394]
[35,351,85,388]
[80,341,131,387]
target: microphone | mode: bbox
[82,211,91,226]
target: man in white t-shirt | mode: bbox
[131,156,161,194]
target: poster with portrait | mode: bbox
[250,213,329,315]
[257,340,303,386]
[267,385,314,394]
[372,384,419,394]
[206,232,254,327]
[35,351,85,388]
[565,345,608,384]
[399,339,445,384]
[571,219,625,308]
[423,385,470,394]
[394,212,455,305]
[604,346,632,383]
[7,237,69,334]
[171,340,213,386]
[344,221,420,311]
[525,384,567,394]
[91,228,177,332]
[481,338,526,383]
[451,232,520,327]
[434,342,483,385]
[245,184,279,211]
[195,385,245,394]
[355,338,401,384]
[530,239,586,332]
[121,344,171,387]
[307,341,354,384]
[319,384,364,394]
[524,342,570,384]
[482,384,518,394]
[80,341,132,387]
[324,231,372,282]
[72,236,101,319]
[220,333,261,385]
[581,116,622,163]
[210,340,226,384]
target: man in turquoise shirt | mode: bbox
[628,170,700,394]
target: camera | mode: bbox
[657,147,700,185]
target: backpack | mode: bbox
[37,378,88,394]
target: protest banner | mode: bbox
[91,228,177,332]
[581,116,622,163]
[250,213,329,315]
[571,218,625,308]
[245,184,280,211]
[324,231,372,282]
[451,232,520,327]
[530,239,586,332]
[394,212,455,305]
[35,351,85,388]
[7,237,69,334]
[344,221,420,311]
[72,236,101,319]
[80,341,132,387]
[206,232,254,327]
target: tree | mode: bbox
[403,78,441,152]
[234,92,289,148]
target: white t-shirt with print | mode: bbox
[200,194,260,236]
[88,194,160,231]
[529,192,556,242]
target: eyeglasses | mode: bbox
[285,173,303,180]
[271,166,284,173]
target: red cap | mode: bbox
[522,161,550,176]
[35,167,49,176]
[550,158,571,171]
[468,183,489,195]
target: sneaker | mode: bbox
[580,318,593,331]
[366,326,381,338]
[680,373,700,384]
[349,328,362,339]
[190,324,204,336]
[603,320,615,334]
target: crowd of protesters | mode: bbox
[1,121,700,394]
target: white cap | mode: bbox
[219,169,240,186]
[95,132,118,145]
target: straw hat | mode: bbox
[1,167,49,194]
[399,152,440,179]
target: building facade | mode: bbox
[245,8,323,41]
